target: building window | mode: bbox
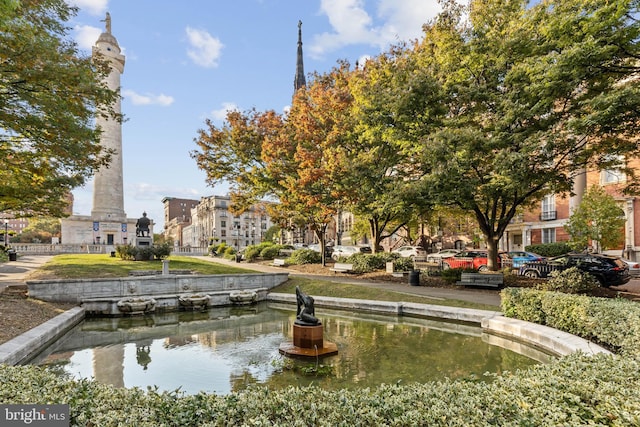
[541,195,556,220]
[221,230,226,237]
[221,220,226,228]
[601,154,625,184]
[542,228,555,243]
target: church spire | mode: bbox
[293,20,306,92]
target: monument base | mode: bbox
[135,236,153,247]
[278,323,338,358]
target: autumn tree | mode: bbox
[192,64,354,265]
[399,0,640,269]
[0,0,121,217]
[564,185,626,252]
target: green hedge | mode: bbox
[501,287,640,357]
[1,354,639,426]
[524,242,572,257]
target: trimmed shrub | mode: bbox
[393,257,414,272]
[2,354,640,425]
[440,267,475,284]
[536,267,600,294]
[223,246,237,260]
[288,249,321,264]
[243,246,261,261]
[259,245,283,260]
[524,242,571,257]
[152,243,172,260]
[501,287,640,357]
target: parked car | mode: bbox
[507,251,545,268]
[620,258,640,277]
[518,253,631,287]
[331,245,360,260]
[357,246,372,254]
[308,243,333,258]
[426,249,461,263]
[442,250,504,271]
[392,245,427,258]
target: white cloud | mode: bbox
[209,102,239,122]
[309,0,440,59]
[185,27,224,68]
[66,0,108,16]
[74,25,102,50]
[122,89,174,107]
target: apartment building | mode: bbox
[503,159,640,261]
[179,195,274,249]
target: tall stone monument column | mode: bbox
[91,12,126,222]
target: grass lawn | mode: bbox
[26,254,258,279]
[25,254,497,310]
[272,278,499,311]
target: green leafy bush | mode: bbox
[115,244,171,261]
[243,246,261,261]
[288,249,321,264]
[223,246,237,260]
[2,354,640,425]
[440,268,475,283]
[393,257,414,272]
[343,253,392,273]
[501,287,640,357]
[524,242,571,257]
[536,267,600,294]
[259,244,285,260]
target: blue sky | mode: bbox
[66,0,441,229]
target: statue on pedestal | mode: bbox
[136,212,150,237]
[295,286,320,326]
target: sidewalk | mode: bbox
[0,255,53,292]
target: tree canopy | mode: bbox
[400,0,640,268]
[193,0,640,268]
[0,0,121,217]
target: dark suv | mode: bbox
[518,253,630,287]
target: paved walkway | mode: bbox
[0,255,53,292]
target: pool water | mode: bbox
[32,303,549,395]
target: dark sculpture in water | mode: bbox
[136,212,150,237]
[295,286,320,326]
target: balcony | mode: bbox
[540,210,557,221]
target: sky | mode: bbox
[65,0,442,229]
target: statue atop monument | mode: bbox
[136,212,150,237]
[295,286,320,326]
[102,12,112,34]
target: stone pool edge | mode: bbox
[0,293,610,366]
[268,293,611,357]
[0,307,85,365]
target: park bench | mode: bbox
[457,272,504,288]
[271,258,286,267]
[330,263,354,273]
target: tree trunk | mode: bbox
[485,237,501,271]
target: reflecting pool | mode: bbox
[31,303,550,395]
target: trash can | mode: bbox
[8,250,17,261]
[408,269,420,286]
[235,253,242,263]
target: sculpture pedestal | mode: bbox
[279,323,338,358]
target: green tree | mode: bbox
[398,0,640,270]
[564,185,625,252]
[0,0,121,217]
[345,52,437,252]
[15,217,61,243]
